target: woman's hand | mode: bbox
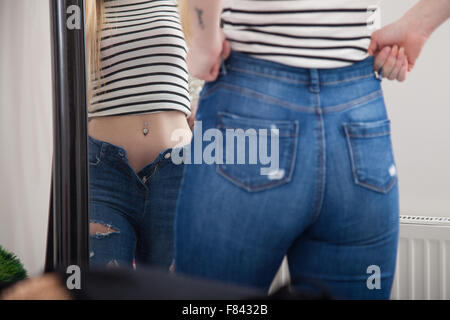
[368,0,450,78]
[187,29,231,82]
[368,19,428,76]
[187,98,198,131]
[184,0,227,81]
[372,45,409,82]
[366,0,450,83]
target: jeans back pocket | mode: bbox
[216,112,299,192]
[343,119,397,194]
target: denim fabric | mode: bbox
[88,135,184,269]
[175,52,399,299]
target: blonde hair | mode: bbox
[85,0,104,103]
[178,0,192,44]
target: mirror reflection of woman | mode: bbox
[85,0,192,270]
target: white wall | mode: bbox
[0,0,448,277]
[380,1,450,218]
[0,0,53,276]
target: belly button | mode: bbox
[143,121,149,136]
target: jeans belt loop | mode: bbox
[374,67,383,80]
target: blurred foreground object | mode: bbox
[0,267,332,300]
[0,273,71,300]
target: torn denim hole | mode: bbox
[389,164,397,177]
[89,221,120,239]
[169,260,175,274]
[107,260,120,268]
[267,168,285,181]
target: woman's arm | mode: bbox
[369,0,450,76]
[405,0,450,37]
[184,0,230,81]
[187,0,223,44]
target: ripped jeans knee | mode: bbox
[89,221,120,239]
[89,221,123,268]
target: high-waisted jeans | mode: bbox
[88,135,184,269]
[174,52,399,299]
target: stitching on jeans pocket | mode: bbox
[89,155,101,166]
[343,119,397,194]
[201,81,311,113]
[88,139,103,166]
[215,111,299,192]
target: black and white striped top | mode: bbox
[221,0,381,69]
[88,0,190,118]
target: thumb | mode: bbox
[207,57,222,81]
[221,40,231,60]
[368,31,379,56]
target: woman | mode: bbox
[174,0,449,299]
[86,0,194,269]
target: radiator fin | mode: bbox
[391,220,450,300]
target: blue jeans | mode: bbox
[175,52,399,299]
[88,135,184,269]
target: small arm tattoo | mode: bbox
[195,7,205,29]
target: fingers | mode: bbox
[188,117,195,131]
[205,40,231,82]
[188,99,199,131]
[221,39,231,60]
[374,45,410,82]
[381,45,399,79]
[206,56,222,82]
[388,47,405,81]
[398,58,409,82]
[373,46,391,72]
[368,31,379,56]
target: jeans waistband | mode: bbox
[223,52,378,85]
[88,135,175,167]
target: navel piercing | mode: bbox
[143,121,149,136]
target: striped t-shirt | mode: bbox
[88,0,190,118]
[221,0,381,69]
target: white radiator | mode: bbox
[391,215,450,300]
[270,215,450,300]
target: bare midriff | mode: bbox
[88,110,192,174]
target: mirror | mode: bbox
[85,0,193,271]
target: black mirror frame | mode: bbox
[45,0,90,273]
